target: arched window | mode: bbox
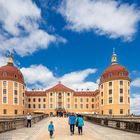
[59,93,61,96]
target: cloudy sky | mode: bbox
[0,0,140,114]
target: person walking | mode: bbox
[26,113,32,127]
[69,112,76,135]
[77,114,84,135]
[48,121,54,138]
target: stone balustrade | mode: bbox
[84,115,140,133]
[0,114,48,133]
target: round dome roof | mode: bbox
[0,64,24,84]
[100,64,130,84]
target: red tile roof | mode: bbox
[100,64,130,84]
[74,90,99,96]
[25,91,46,96]
[46,83,74,92]
[0,64,24,84]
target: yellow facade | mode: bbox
[0,80,25,116]
[0,52,131,116]
[25,90,98,116]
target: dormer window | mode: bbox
[108,73,112,78]
[119,72,124,76]
[3,72,7,77]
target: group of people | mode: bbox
[48,113,84,138]
[26,112,84,138]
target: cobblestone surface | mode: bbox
[0,117,140,140]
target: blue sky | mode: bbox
[0,0,140,114]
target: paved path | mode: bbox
[0,117,140,140]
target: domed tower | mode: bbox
[99,49,130,115]
[0,55,25,116]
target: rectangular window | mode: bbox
[3,97,7,103]
[38,98,41,102]
[67,98,70,102]
[14,98,18,104]
[43,98,46,102]
[120,109,123,114]
[86,98,89,102]
[80,98,83,102]
[128,97,130,103]
[109,109,112,115]
[120,88,123,94]
[58,103,62,108]
[109,97,112,103]
[120,81,123,85]
[14,82,18,87]
[38,104,41,108]
[50,98,53,102]
[101,99,103,105]
[3,89,7,94]
[92,98,94,102]
[120,96,123,103]
[80,104,83,109]
[101,84,103,89]
[3,109,7,114]
[75,104,77,109]
[101,92,103,96]
[50,104,53,108]
[14,90,18,95]
[86,104,88,109]
[3,81,7,86]
[109,82,112,86]
[128,90,130,95]
[92,104,94,109]
[43,104,46,108]
[28,104,31,108]
[67,104,70,108]
[33,104,36,108]
[109,89,112,95]
[101,110,104,115]
[14,110,18,115]
[74,98,77,102]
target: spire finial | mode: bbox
[111,48,117,65]
[7,52,14,65]
[58,81,61,84]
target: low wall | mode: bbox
[84,115,140,134]
[0,114,48,133]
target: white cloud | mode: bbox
[131,94,140,115]
[59,0,140,40]
[0,55,7,66]
[131,78,140,87]
[0,0,66,57]
[60,69,97,90]
[20,65,98,91]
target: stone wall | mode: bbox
[0,114,48,133]
[84,115,140,134]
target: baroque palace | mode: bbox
[0,51,131,116]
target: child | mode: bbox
[48,121,54,138]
